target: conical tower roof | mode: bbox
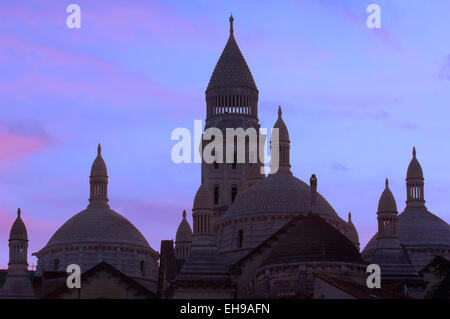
[207,15,257,91]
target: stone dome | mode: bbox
[222,173,340,221]
[378,179,397,212]
[364,206,450,252]
[407,147,423,180]
[175,210,192,243]
[193,184,212,210]
[45,206,151,249]
[9,208,28,241]
[261,214,363,267]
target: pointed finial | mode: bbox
[412,146,416,158]
[17,208,21,217]
[97,143,102,156]
[348,211,352,222]
[182,210,186,219]
[278,105,282,118]
[229,14,234,34]
[385,178,389,187]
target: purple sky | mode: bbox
[1,0,450,268]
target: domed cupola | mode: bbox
[406,147,425,207]
[193,184,212,211]
[175,210,193,261]
[33,145,159,292]
[9,208,28,242]
[362,148,450,271]
[175,210,193,243]
[0,208,36,298]
[271,106,291,175]
[205,15,259,119]
[378,178,397,213]
[407,147,423,179]
[89,144,109,208]
[273,106,289,142]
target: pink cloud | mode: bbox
[0,34,201,116]
[0,126,50,163]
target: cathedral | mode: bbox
[0,17,449,299]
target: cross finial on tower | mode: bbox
[182,210,186,219]
[229,14,234,34]
[278,105,282,118]
[412,146,416,158]
[17,208,21,217]
[98,143,102,156]
[385,178,389,187]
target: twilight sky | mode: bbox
[1,0,450,268]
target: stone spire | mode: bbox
[88,144,109,208]
[0,208,36,298]
[271,106,292,175]
[406,146,425,208]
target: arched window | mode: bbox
[214,186,219,205]
[140,260,145,276]
[231,187,238,203]
[238,230,244,248]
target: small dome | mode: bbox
[261,214,363,267]
[175,210,193,243]
[193,184,212,210]
[406,147,423,180]
[207,16,257,91]
[378,179,397,212]
[45,206,150,249]
[363,207,450,252]
[90,144,107,177]
[273,106,289,142]
[222,173,339,221]
[9,208,28,241]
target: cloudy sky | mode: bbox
[0,0,450,267]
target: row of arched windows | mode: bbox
[213,185,238,205]
[407,183,424,200]
[207,94,256,117]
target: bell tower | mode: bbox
[202,16,264,219]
